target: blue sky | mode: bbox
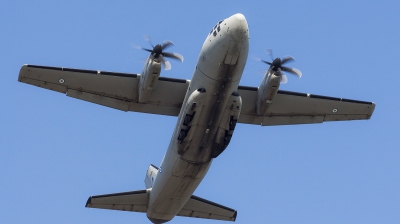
[1,1,399,223]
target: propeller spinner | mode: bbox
[138,36,184,70]
[260,49,302,84]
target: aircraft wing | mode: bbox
[19,65,375,125]
[85,190,149,212]
[177,195,237,221]
[237,86,375,126]
[18,64,189,116]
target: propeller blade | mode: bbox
[280,74,288,84]
[164,61,172,70]
[266,49,274,61]
[261,60,272,65]
[160,55,172,70]
[162,41,174,50]
[281,56,295,65]
[132,42,152,52]
[253,56,262,61]
[141,48,153,53]
[131,43,142,50]
[135,36,184,69]
[163,52,184,62]
[258,50,301,80]
[281,66,302,78]
[143,35,154,48]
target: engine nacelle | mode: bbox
[256,70,281,116]
[176,88,207,155]
[211,92,242,158]
[138,57,161,103]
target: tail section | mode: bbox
[86,164,159,214]
[86,191,236,222]
[86,163,236,222]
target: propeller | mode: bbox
[260,49,302,84]
[137,35,184,70]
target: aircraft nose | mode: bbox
[227,13,249,41]
[231,13,246,23]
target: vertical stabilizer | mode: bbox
[145,164,159,189]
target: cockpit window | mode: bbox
[210,20,224,36]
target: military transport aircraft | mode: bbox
[18,13,375,223]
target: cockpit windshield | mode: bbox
[209,20,224,36]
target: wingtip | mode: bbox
[18,64,29,82]
[233,210,237,221]
[85,196,92,207]
[368,102,376,119]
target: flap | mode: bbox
[177,195,236,221]
[18,64,189,116]
[237,86,375,126]
[86,190,149,213]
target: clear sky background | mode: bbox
[1,1,399,223]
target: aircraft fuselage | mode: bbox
[146,14,249,223]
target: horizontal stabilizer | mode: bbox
[86,190,149,213]
[177,195,237,222]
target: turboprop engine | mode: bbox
[256,69,281,116]
[256,52,302,116]
[138,57,161,103]
[136,37,184,103]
